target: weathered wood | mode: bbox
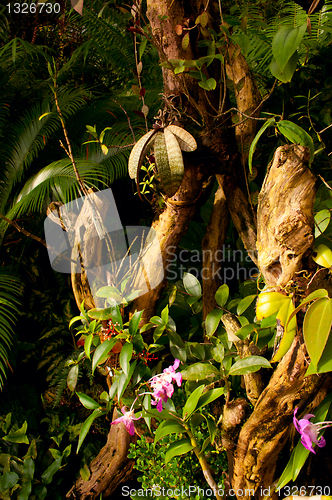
[257,144,317,287]
[202,183,229,320]
[231,337,330,499]
[66,409,136,500]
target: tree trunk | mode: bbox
[230,144,330,499]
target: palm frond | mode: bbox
[0,269,23,390]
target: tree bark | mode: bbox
[66,409,136,499]
[230,145,327,499]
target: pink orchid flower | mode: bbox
[150,359,182,412]
[293,407,332,454]
[110,406,141,436]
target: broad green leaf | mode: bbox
[41,457,62,484]
[119,342,133,377]
[76,409,105,453]
[237,295,256,316]
[277,120,314,163]
[256,292,290,320]
[161,305,169,325]
[92,338,117,374]
[0,471,19,492]
[84,333,93,360]
[248,118,276,173]
[165,438,194,464]
[181,362,220,381]
[205,309,223,337]
[285,288,329,330]
[272,23,307,73]
[141,408,181,421]
[306,327,332,375]
[80,464,91,481]
[117,360,137,401]
[236,324,255,340]
[18,480,32,500]
[129,311,143,336]
[154,420,186,445]
[183,272,202,297]
[2,421,29,444]
[35,485,47,500]
[315,209,331,238]
[270,50,298,83]
[167,330,185,348]
[87,307,113,321]
[169,340,187,363]
[182,385,205,420]
[228,356,271,376]
[205,415,216,444]
[22,457,35,480]
[96,286,123,302]
[211,343,225,363]
[76,392,100,410]
[312,244,332,268]
[215,284,229,307]
[110,305,123,329]
[139,37,147,59]
[303,297,332,369]
[67,364,79,392]
[198,78,217,90]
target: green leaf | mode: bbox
[181,362,220,381]
[167,330,185,348]
[198,78,217,91]
[205,309,224,337]
[211,343,225,363]
[165,438,194,464]
[231,33,250,56]
[229,356,271,376]
[84,333,93,360]
[2,421,29,444]
[161,305,169,325]
[96,286,123,302]
[303,297,332,370]
[154,420,186,445]
[76,409,105,453]
[76,392,100,410]
[67,364,79,392]
[196,387,225,412]
[80,464,91,481]
[237,295,256,316]
[35,485,47,500]
[129,311,143,336]
[315,209,331,238]
[236,324,255,341]
[139,37,148,59]
[248,118,276,173]
[22,457,35,480]
[183,272,202,297]
[119,342,133,377]
[87,307,113,321]
[277,120,314,163]
[0,471,19,492]
[92,338,117,374]
[182,385,205,420]
[41,457,62,484]
[169,340,187,363]
[18,480,32,500]
[215,284,229,307]
[270,50,298,83]
[272,23,307,73]
[312,244,332,268]
[117,360,137,401]
[141,408,182,423]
